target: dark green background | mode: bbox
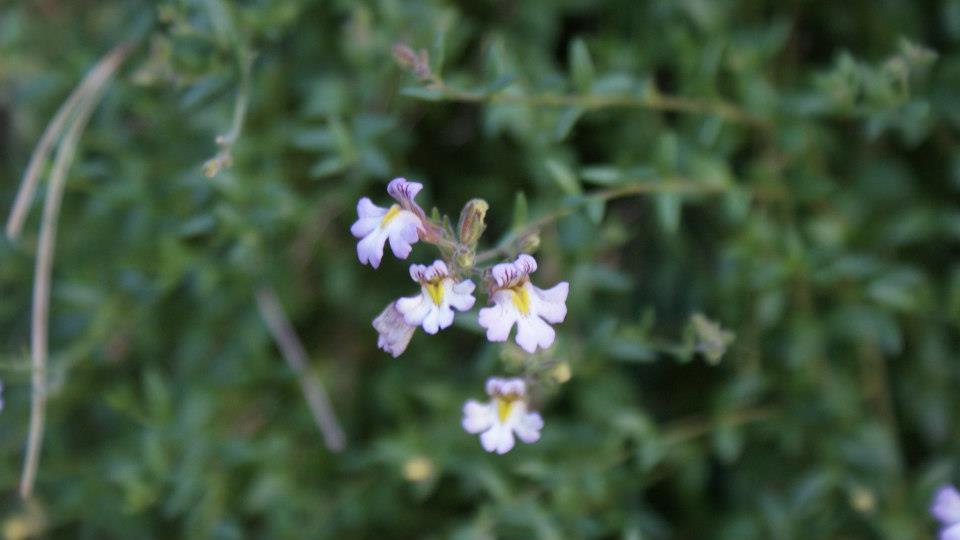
[1,0,959,538]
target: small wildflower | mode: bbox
[372,301,417,358]
[462,377,543,454]
[396,260,476,334]
[351,178,426,268]
[478,254,568,353]
[932,484,960,540]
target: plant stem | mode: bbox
[255,287,346,452]
[410,82,769,128]
[475,178,728,263]
[6,44,133,241]
[20,42,134,500]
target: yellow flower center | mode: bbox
[380,204,402,227]
[496,397,517,423]
[510,285,531,315]
[424,280,445,305]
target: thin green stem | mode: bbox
[409,81,769,128]
[475,178,728,263]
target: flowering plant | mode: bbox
[352,178,568,453]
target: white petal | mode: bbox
[480,423,515,454]
[513,410,543,444]
[387,177,423,204]
[351,216,382,238]
[530,281,568,323]
[478,292,519,342]
[357,197,387,219]
[386,211,420,259]
[462,400,495,434]
[485,377,505,396]
[944,523,960,540]
[514,254,538,275]
[515,315,555,353]
[499,379,526,396]
[446,280,476,311]
[933,485,960,525]
[436,305,455,330]
[426,260,448,279]
[396,293,431,326]
[356,229,387,268]
[422,306,442,334]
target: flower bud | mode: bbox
[458,198,489,246]
[516,230,540,254]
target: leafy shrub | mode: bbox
[1,1,959,538]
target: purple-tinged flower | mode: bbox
[350,178,426,268]
[372,301,417,358]
[477,254,568,353]
[462,377,543,454]
[932,484,960,540]
[396,260,476,334]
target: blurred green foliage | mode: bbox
[1,0,960,538]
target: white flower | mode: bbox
[933,485,960,540]
[372,301,417,358]
[478,254,568,353]
[462,377,543,454]
[350,178,426,268]
[396,260,475,334]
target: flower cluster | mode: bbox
[351,178,568,454]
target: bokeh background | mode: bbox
[2,0,960,538]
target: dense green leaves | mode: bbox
[1,0,959,539]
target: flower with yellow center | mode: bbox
[462,377,543,454]
[478,254,569,353]
[396,260,476,334]
[350,178,426,268]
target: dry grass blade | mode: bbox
[6,43,133,241]
[19,42,134,500]
[255,287,346,452]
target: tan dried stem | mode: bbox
[5,43,133,241]
[19,42,135,500]
[255,287,346,452]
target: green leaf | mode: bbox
[400,86,446,101]
[552,106,584,142]
[569,38,595,92]
[485,74,516,95]
[545,159,582,195]
[655,193,682,234]
[581,165,623,186]
[512,191,528,229]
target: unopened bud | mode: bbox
[458,198,489,246]
[392,43,432,81]
[517,231,541,254]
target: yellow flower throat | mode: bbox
[380,204,401,227]
[496,397,517,422]
[509,285,531,315]
[424,280,445,305]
